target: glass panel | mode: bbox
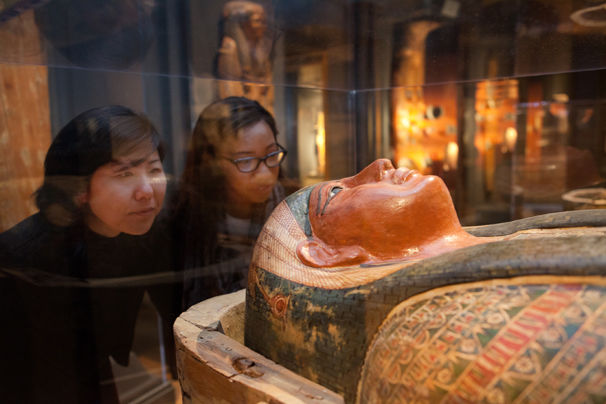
[3,1,606,89]
[1,1,606,402]
[360,0,606,88]
[0,0,354,89]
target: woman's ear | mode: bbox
[296,238,370,268]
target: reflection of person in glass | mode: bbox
[0,106,176,404]
[216,1,273,110]
[246,158,606,400]
[173,96,290,309]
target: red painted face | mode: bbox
[305,159,462,265]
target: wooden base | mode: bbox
[174,290,343,404]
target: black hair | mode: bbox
[172,96,278,271]
[190,96,277,159]
[36,105,163,226]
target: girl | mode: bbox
[173,96,293,308]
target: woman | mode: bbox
[0,105,175,403]
[173,96,292,308]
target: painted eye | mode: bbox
[319,184,345,216]
[329,186,343,198]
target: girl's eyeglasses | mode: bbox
[223,145,287,173]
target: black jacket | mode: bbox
[0,213,178,404]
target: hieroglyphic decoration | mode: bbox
[358,282,606,403]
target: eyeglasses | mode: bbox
[222,145,287,173]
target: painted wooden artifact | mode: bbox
[244,159,606,402]
[174,290,342,403]
[357,279,606,403]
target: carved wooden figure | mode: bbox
[244,158,606,403]
[217,1,274,112]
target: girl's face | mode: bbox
[84,148,166,237]
[217,120,280,215]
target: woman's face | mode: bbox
[308,159,461,261]
[84,148,166,237]
[218,120,280,214]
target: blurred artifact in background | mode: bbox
[216,1,274,112]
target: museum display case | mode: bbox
[1,0,606,403]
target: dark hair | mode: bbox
[173,96,278,269]
[36,105,163,226]
[190,96,277,159]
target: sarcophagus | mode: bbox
[177,159,606,403]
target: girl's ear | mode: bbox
[296,238,370,268]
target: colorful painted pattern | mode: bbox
[358,283,606,404]
[247,201,606,401]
